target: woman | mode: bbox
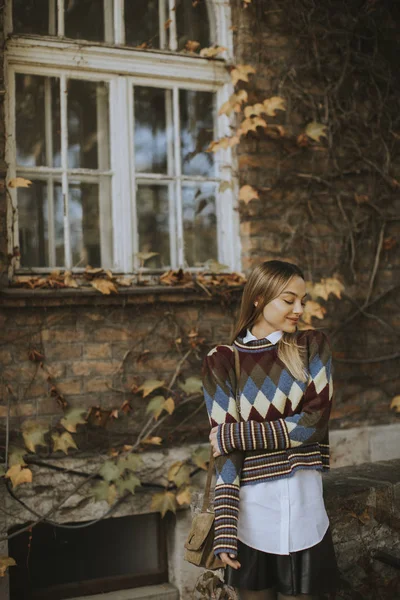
[202,260,339,600]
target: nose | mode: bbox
[293,300,304,316]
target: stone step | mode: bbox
[70,583,179,600]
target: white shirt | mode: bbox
[237,329,330,555]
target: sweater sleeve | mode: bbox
[216,331,333,454]
[202,345,244,557]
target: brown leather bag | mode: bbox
[184,346,240,570]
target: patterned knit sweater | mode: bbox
[202,329,333,557]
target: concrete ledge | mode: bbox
[70,583,179,600]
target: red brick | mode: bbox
[70,360,119,376]
[84,378,110,393]
[57,378,83,395]
[91,328,130,342]
[41,329,86,343]
[84,344,112,359]
[0,403,36,418]
[43,344,83,361]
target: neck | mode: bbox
[251,322,278,340]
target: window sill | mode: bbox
[0,284,243,308]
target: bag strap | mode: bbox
[202,345,241,512]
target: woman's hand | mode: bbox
[219,552,241,570]
[209,426,221,457]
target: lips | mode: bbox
[286,318,299,323]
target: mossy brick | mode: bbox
[70,360,119,376]
[43,344,83,361]
[83,344,112,359]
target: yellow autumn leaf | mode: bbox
[164,18,172,30]
[0,557,16,577]
[163,397,175,415]
[21,420,49,453]
[390,395,400,413]
[6,465,33,489]
[199,45,227,58]
[176,486,192,506]
[231,64,256,86]
[239,185,259,204]
[219,90,248,116]
[244,103,265,118]
[51,432,78,454]
[137,379,165,398]
[239,116,268,135]
[302,301,327,325]
[7,177,32,188]
[141,436,163,445]
[91,278,118,295]
[207,135,240,152]
[263,96,286,116]
[8,447,27,467]
[115,276,134,287]
[185,40,200,52]
[307,277,344,301]
[151,491,177,517]
[168,461,192,487]
[192,446,210,471]
[60,408,87,433]
[136,251,159,263]
[64,271,79,288]
[305,121,328,142]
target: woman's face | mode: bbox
[254,276,307,334]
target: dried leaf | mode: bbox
[164,18,172,29]
[163,397,175,415]
[6,465,33,488]
[99,460,120,483]
[7,177,32,188]
[51,432,77,455]
[204,259,230,273]
[302,300,326,325]
[230,64,256,86]
[199,46,227,58]
[239,116,267,135]
[116,472,141,495]
[207,135,240,152]
[60,408,87,433]
[137,379,165,398]
[115,276,134,287]
[176,485,192,506]
[239,185,259,204]
[218,181,233,193]
[390,395,400,413]
[85,266,104,275]
[308,277,344,301]
[91,278,118,295]
[21,420,49,453]
[168,461,192,487]
[151,491,177,517]
[263,96,286,116]
[305,121,328,142]
[136,251,159,263]
[64,271,79,288]
[192,446,210,471]
[178,376,203,394]
[218,90,248,116]
[185,40,200,52]
[0,556,16,577]
[141,436,162,445]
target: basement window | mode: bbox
[8,513,168,600]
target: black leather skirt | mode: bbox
[225,526,339,595]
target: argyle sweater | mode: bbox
[202,329,333,557]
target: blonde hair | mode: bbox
[231,260,307,382]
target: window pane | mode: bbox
[125,0,160,49]
[13,0,55,35]
[16,74,60,168]
[69,181,112,268]
[134,87,172,174]
[180,90,215,177]
[175,0,211,51]
[182,183,217,267]
[67,80,110,170]
[18,180,64,267]
[65,0,105,42]
[137,185,170,268]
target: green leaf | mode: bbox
[116,473,141,495]
[137,379,165,398]
[117,453,142,474]
[91,481,117,505]
[51,432,78,455]
[146,395,166,420]
[8,447,27,467]
[167,461,192,487]
[21,420,50,453]
[192,446,210,471]
[60,408,87,433]
[178,376,203,394]
[99,460,120,482]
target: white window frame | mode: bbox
[5,0,241,274]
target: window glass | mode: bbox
[18,180,64,267]
[175,0,211,51]
[67,80,110,170]
[16,74,61,168]
[182,183,217,266]
[134,87,172,174]
[124,0,161,49]
[180,90,214,177]
[137,185,171,268]
[64,0,105,42]
[13,0,54,35]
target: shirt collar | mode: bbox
[242,329,284,345]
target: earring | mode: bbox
[254,302,258,307]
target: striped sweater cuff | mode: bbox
[219,420,290,452]
[213,483,240,557]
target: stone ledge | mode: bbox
[70,584,179,600]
